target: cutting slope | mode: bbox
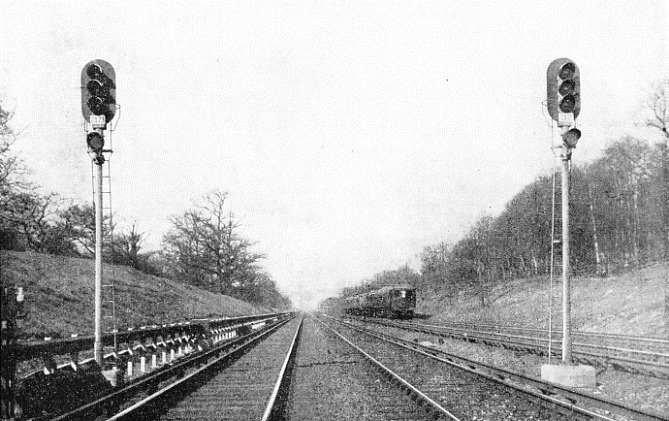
[418,262,668,337]
[1,250,263,340]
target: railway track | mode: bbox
[441,321,669,354]
[104,316,303,421]
[42,315,298,421]
[39,313,666,421]
[288,316,439,420]
[320,316,602,421]
[326,315,669,421]
[365,318,669,379]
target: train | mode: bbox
[343,285,416,319]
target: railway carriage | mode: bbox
[344,285,416,319]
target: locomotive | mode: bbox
[344,285,416,319]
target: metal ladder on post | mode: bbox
[548,166,563,362]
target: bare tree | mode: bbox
[644,79,669,260]
[162,190,265,295]
[644,80,669,339]
[419,241,452,292]
[0,100,21,188]
[114,223,149,268]
[1,100,26,248]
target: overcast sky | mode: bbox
[1,1,667,310]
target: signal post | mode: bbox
[81,59,116,365]
[541,58,595,388]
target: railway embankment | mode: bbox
[1,250,265,340]
[418,261,668,338]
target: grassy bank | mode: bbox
[1,251,264,340]
[418,262,668,337]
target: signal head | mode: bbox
[547,58,581,125]
[81,59,116,124]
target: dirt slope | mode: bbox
[1,251,265,340]
[417,262,668,337]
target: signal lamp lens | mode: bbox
[559,95,576,113]
[86,80,104,96]
[87,132,104,152]
[87,97,107,115]
[559,80,575,95]
[86,64,102,79]
[559,63,575,80]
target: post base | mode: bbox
[101,367,122,387]
[541,363,596,388]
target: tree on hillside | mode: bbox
[419,242,452,291]
[586,138,662,267]
[644,79,669,260]
[1,100,82,256]
[469,216,493,307]
[1,187,78,255]
[1,99,28,249]
[113,223,157,271]
[235,271,290,309]
[419,132,664,291]
[642,80,669,338]
[162,190,265,295]
[340,265,420,299]
[58,203,96,256]
[0,100,23,191]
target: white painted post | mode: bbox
[94,158,104,365]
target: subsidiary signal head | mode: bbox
[547,58,581,125]
[87,130,105,153]
[561,127,581,149]
[81,59,116,125]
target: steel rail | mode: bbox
[409,320,669,354]
[261,316,304,421]
[44,317,292,421]
[379,319,669,373]
[314,317,462,421]
[334,316,668,421]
